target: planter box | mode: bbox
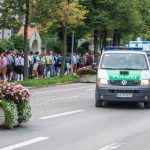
[0,107,5,127]
[79,74,96,83]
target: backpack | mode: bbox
[57,57,62,65]
[33,56,37,64]
[46,56,50,64]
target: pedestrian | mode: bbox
[76,53,80,69]
[28,52,33,79]
[73,53,77,74]
[65,54,71,75]
[15,52,24,81]
[33,52,39,79]
[86,52,94,66]
[1,53,7,81]
[40,54,46,78]
[6,51,14,82]
[79,54,85,68]
[56,54,63,76]
[45,51,54,77]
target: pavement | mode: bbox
[0,83,150,150]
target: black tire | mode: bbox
[144,102,150,108]
[95,100,103,107]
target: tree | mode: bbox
[81,0,116,63]
[81,0,143,62]
[51,0,87,77]
[0,0,30,79]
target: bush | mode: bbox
[17,101,32,124]
[0,82,31,128]
[0,82,30,104]
[10,35,24,50]
[0,100,18,129]
[77,66,97,75]
[0,40,15,53]
[76,42,90,54]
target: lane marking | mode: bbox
[48,93,89,101]
[38,109,85,120]
[0,137,49,150]
[33,86,95,94]
[51,96,79,101]
[86,89,95,91]
[98,143,121,150]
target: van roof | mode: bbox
[103,50,146,55]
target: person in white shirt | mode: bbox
[15,52,24,81]
[28,53,33,79]
[73,53,77,74]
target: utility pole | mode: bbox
[2,28,4,40]
[71,30,74,74]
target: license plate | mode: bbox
[116,93,133,98]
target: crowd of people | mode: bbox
[0,50,95,82]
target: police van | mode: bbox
[95,50,150,108]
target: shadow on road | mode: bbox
[101,102,147,110]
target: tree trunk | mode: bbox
[23,0,29,80]
[60,24,67,77]
[94,29,99,65]
[102,29,107,50]
[113,29,120,46]
[99,30,103,52]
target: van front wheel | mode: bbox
[95,100,103,107]
[144,102,150,108]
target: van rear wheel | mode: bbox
[144,102,150,108]
[95,100,103,107]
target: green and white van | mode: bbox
[95,50,150,108]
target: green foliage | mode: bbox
[10,35,24,50]
[0,40,15,53]
[76,42,90,54]
[0,35,24,53]
[0,100,18,129]
[18,75,79,87]
[17,101,31,124]
[51,0,88,27]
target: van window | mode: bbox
[100,53,148,70]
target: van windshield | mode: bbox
[100,53,148,70]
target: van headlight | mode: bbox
[141,80,150,85]
[96,79,108,85]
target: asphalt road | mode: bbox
[1,83,150,150]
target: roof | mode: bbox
[17,26,38,39]
[103,50,147,55]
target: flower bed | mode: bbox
[77,66,97,75]
[77,66,97,83]
[0,82,31,129]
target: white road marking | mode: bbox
[86,89,95,91]
[51,96,79,101]
[98,143,121,150]
[0,137,49,150]
[33,86,95,94]
[38,109,85,120]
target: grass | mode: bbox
[18,75,80,87]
